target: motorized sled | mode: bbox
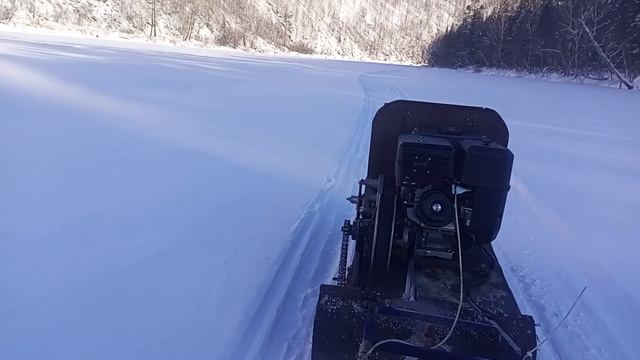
[312,100,537,360]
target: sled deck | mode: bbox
[312,101,537,360]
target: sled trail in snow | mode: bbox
[231,72,407,360]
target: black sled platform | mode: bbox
[312,101,536,360]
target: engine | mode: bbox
[396,134,513,259]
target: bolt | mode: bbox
[431,202,442,213]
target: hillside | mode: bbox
[0,0,472,62]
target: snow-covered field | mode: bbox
[1,32,639,360]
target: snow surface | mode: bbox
[1,32,639,360]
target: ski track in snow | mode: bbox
[231,72,407,360]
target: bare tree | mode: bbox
[0,0,17,23]
[581,20,634,88]
[488,0,512,67]
[26,0,37,21]
[559,1,587,72]
[149,0,157,37]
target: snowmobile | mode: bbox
[312,100,537,360]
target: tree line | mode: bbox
[426,0,640,88]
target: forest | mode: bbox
[426,0,640,88]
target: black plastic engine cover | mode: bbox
[457,139,514,243]
[457,139,514,188]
